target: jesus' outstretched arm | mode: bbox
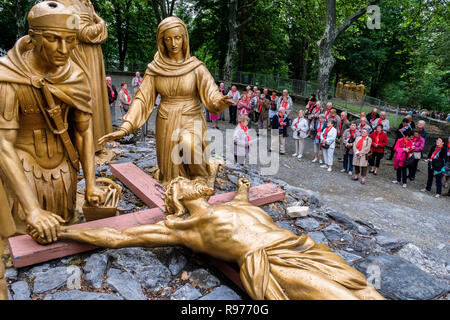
[33,223,181,249]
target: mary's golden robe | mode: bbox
[120,17,228,184]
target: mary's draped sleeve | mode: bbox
[77,12,108,44]
[195,65,228,115]
[121,74,157,134]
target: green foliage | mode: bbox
[0,0,447,112]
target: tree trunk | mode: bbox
[316,0,380,104]
[316,0,337,104]
[302,43,311,82]
[224,0,238,90]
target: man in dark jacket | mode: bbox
[271,107,290,155]
[422,137,447,197]
[106,76,118,123]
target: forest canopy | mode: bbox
[0,0,448,112]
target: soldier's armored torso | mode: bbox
[0,82,77,232]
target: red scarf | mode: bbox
[137,77,142,85]
[338,117,346,136]
[402,138,413,154]
[349,129,356,140]
[375,131,382,144]
[370,112,376,123]
[123,89,130,103]
[240,122,250,142]
[295,116,302,129]
[282,101,288,109]
[107,84,115,98]
[278,113,285,129]
[314,106,321,114]
[325,109,331,119]
[356,137,366,151]
[377,118,383,126]
[360,123,366,131]
[323,126,332,140]
[429,145,443,161]
[316,122,324,140]
[271,94,277,100]
[258,100,264,112]
[308,101,316,113]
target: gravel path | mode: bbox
[139,106,449,266]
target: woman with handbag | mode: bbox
[392,130,414,188]
[320,119,338,172]
[369,124,388,175]
[408,129,425,181]
[291,110,309,159]
[352,129,372,184]
[341,122,360,175]
[421,137,447,198]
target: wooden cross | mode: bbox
[8,162,286,291]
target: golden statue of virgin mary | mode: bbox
[100,17,232,185]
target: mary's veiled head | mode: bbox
[157,16,190,62]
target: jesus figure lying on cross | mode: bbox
[29,177,384,300]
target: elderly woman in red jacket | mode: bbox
[369,124,388,175]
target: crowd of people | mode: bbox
[105,76,450,198]
[227,85,449,198]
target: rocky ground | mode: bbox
[3,109,449,300]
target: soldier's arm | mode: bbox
[72,110,102,205]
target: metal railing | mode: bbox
[209,69,450,129]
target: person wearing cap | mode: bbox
[0,1,106,300]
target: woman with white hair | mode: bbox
[291,110,309,159]
[371,112,390,133]
[233,114,251,164]
[320,119,338,172]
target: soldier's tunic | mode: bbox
[0,36,92,236]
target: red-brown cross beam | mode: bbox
[8,162,285,292]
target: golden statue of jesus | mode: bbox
[32,177,385,300]
[99,17,232,185]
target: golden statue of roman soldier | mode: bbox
[0,1,104,300]
[99,17,233,186]
[31,177,385,300]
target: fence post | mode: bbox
[395,106,399,128]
